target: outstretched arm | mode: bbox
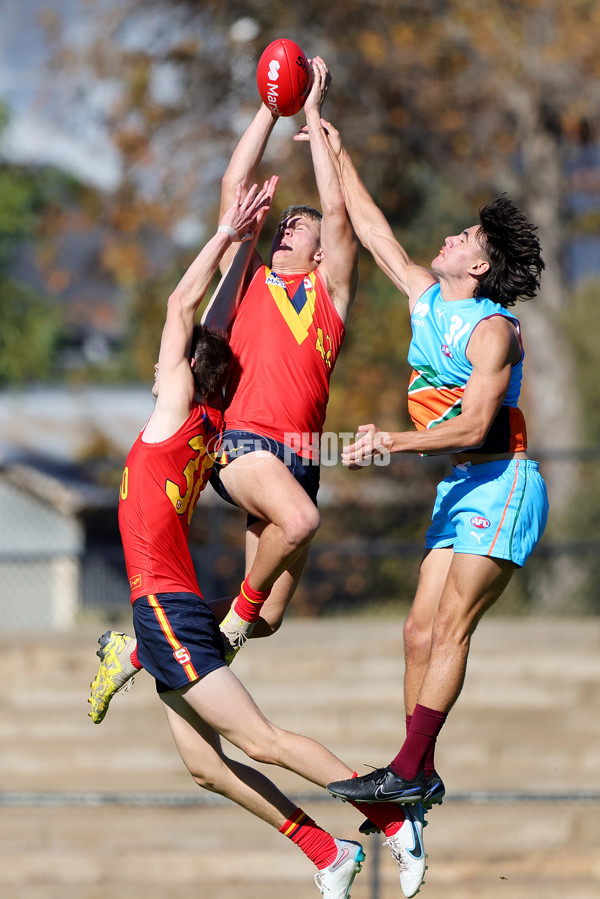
[147,181,275,439]
[301,58,358,324]
[203,175,279,333]
[338,144,436,306]
[308,119,434,307]
[218,104,279,277]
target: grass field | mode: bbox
[1,617,599,898]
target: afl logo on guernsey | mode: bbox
[470,515,490,529]
[303,276,314,292]
[441,344,453,359]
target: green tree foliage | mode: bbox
[0,146,67,385]
[0,279,62,384]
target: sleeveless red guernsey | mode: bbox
[224,265,345,460]
[119,403,222,602]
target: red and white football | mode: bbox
[256,38,313,117]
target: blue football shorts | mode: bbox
[425,459,549,567]
[209,429,320,527]
[132,592,226,693]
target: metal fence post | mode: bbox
[369,835,381,899]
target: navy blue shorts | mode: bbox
[209,429,320,527]
[132,592,226,693]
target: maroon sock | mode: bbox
[390,704,447,780]
[423,742,437,777]
[407,711,436,775]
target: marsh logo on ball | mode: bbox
[257,39,313,117]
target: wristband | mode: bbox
[217,224,237,240]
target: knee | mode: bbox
[190,768,222,793]
[403,614,433,659]
[281,506,320,550]
[243,742,275,766]
[430,611,471,651]
[239,726,284,767]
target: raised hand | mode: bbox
[294,117,343,160]
[304,56,331,115]
[221,175,279,240]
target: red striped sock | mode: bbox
[279,808,338,870]
[130,646,143,670]
[232,576,271,623]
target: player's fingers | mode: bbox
[310,56,326,82]
[253,179,276,216]
[240,182,259,210]
[266,174,279,195]
[343,436,369,456]
[320,118,338,136]
[293,124,310,142]
[342,448,369,469]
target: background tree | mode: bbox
[0,105,68,384]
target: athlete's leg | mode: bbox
[161,687,301,824]
[219,451,320,591]
[403,548,453,715]
[416,552,515,712]
[388,552,515,781]
[218,453,319,660]
[162,683,367,886]
[243,522,311,637]
[327,552,517,804]
[166,665,352,788]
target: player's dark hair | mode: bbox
[189,324,233,399]
[475,196,544,307]
[277,204,323,231]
